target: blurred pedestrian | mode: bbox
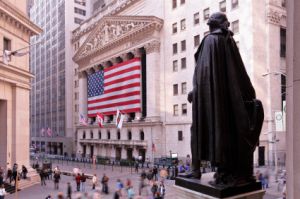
[127,186,135,199]
[6,168,12,184]
[101,174,109,194]
[159,180,166,199]
[0,184,7,199]
[40,169,46,186]
[116,179,123,196]
[92,174,98,190]
[75,173,81,191]
[53,172,61,190]
[153,166,158,181]
[66,182,72,199]
[80,173,87,192]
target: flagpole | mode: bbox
[0,40,43,57]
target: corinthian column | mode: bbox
[144,40,161,122]
[79,71,88,118]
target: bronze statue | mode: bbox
[187,12,264,186]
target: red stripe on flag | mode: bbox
[88,91,140,104]
[105,65,140,79]
[104,74,141,87]
[104,58,141,72]
[88,99,141,111]
[88,108,141,117]
[104,82,140,94]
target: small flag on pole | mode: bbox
[40,128,45,137]
[2,50,11,65]
[96,112,104,128]
[79,114,88,126]
[46,127,52,137]
[116,109,125,129]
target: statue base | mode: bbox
[175,173,263,198]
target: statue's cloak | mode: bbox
[191,28,263,176]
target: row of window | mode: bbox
[173,104,187,116]
[172,36,200,55]
[173,0,238,11]
[173,82,187,95]
[74,7,86,16]
[82,130,145,141]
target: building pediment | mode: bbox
[73,16,163,63]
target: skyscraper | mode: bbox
[29,0,89,155]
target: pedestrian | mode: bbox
[53,172,61,190]
[159,180,166,199]
[21,165,28,179]
[263,169,269,189]
[66,182,72,199]
[116,179,123,196]
[6,169,12,184]
[153,166,158,181]
[75,173,81,192]
[80,173,86,192]
[12,164,18,186]
[151,182,158,198]
[135,161,139,173]
[101,174,109,194]
[0,184,6,199]
[127,186,135,199]
[125,178,132,191]
[92,174,97,190]
[40,169,46,186]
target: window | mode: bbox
[194,35,200,47]
[128,131,132,140]
[107,131,111,139]
[172,0,177,9]
[232,20,239,34]
[75,0,86,6]
[232,0,238,9]
[182,103,187,115]
[180,19,186,30]
[181,57,186,69]
[204,8,210,20]
[173,43,178,54]
[173,60,178,71]
[140,131,144,140]
[178,131,183,141]
[172,23,177,34]
[173,105,179,116]
[117,131,121,140]
[181,40,186,51]
[281,0,286,7]
[98,131,101,139]
[74,7,86,16]
[280,28,286,58]
[220,1,226,12]
[90,131,93,139]
[3,37,11,51]
[74,17,83,24]
[182,82,187,94]
[173,84,178,95]
[180,0,185,5]
[82,131,86,139]
[194,12,200,25]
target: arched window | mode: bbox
[140,131,144,141]
[98,130,101,139]
[82,131,86,139]
[90,131,93,139]
[128,131,132,140]
[107,130,111,140]
[117,131,121,140]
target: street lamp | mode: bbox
[262,71,286,180]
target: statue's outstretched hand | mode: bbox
[187,91,193,103]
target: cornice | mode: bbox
[0,0,42,36]
[72,0,142,42]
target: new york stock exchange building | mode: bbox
[71,0,193,163]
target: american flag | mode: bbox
[79,114,88,126]
[87,58,141,117]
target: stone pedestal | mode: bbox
[175,173,264,199]
[173,185,265,199]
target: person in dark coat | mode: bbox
[187,12,263,185]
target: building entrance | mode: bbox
[0,100,7,169]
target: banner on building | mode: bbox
[87,58,141,117]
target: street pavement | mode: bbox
[6,161,284,199]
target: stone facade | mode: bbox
[0,0,41,169]
[72,0,287,164]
